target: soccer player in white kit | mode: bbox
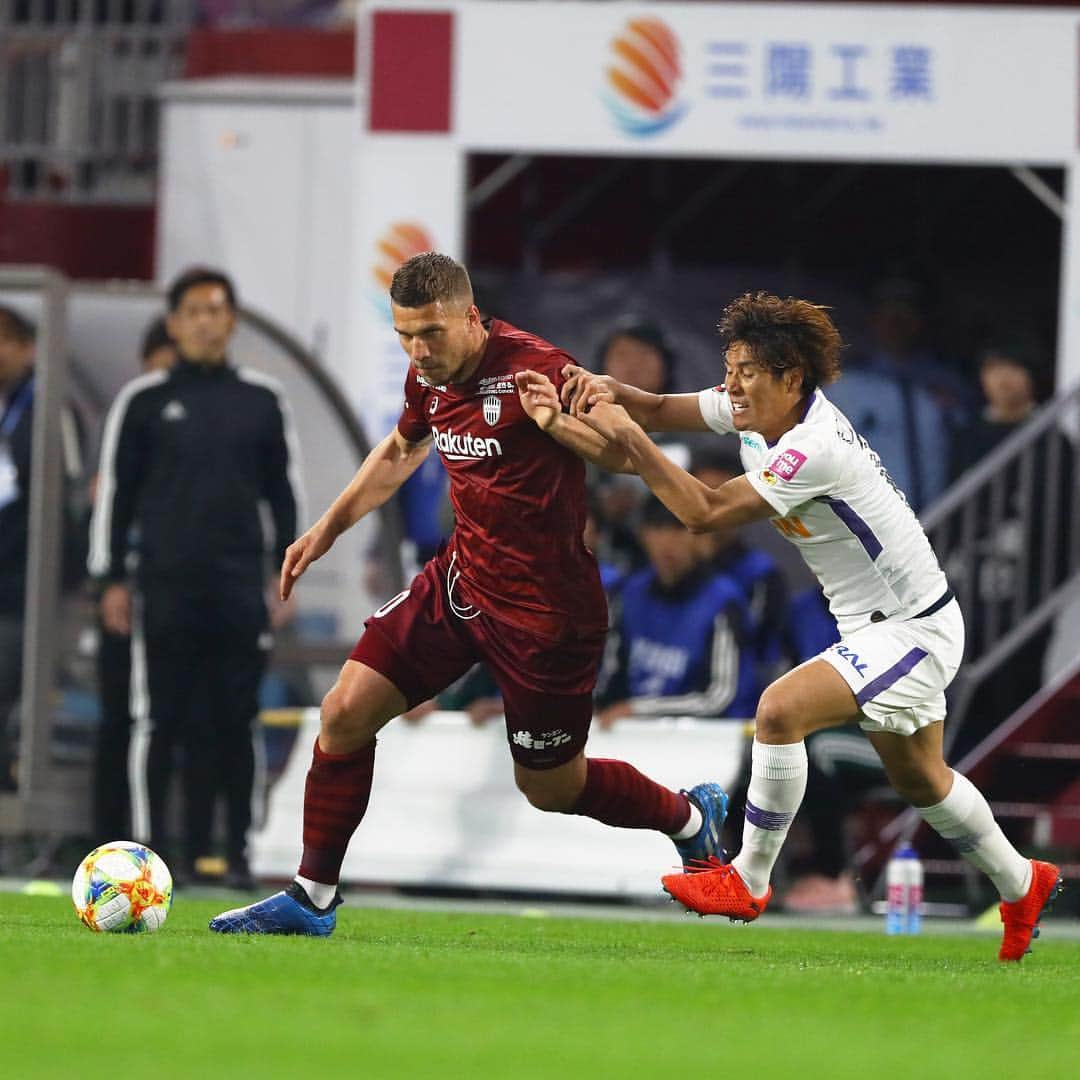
[515,291,1061,961]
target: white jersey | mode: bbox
[697,386,948,635]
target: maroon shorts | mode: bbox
[349,550,605,769]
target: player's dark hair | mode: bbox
[0,304,36,343]
[167,267,238,312]
[639,495,685,530]
[595,318,677,393]
[690,445,743,481]
[390,252,473,309]
[140,316,174,362]
[718,292,842,395]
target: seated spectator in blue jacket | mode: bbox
[595,497,760,727]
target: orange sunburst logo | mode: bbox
[603,18,687,136]
[372,222,436,291]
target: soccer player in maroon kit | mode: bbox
[210,253,728,935]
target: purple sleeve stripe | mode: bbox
[816,496,883,560]
[854,647,929,707]
[745,801,795,831]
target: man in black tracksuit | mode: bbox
[89,269,301,886]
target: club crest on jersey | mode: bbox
[761,469,779,485]
[769,449,808,481]
[483,394,501,426]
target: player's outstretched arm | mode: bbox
[581,401,773,532]
[280,428,430,599]
[560,364,710,433]
[515,370,634,473]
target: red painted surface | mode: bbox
[369,10,453,133]
[184,28,355,78]
[0,200,156,280]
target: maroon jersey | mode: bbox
[396,319,607,641]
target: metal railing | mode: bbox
[921,384,1080,755]
[0,2,194,201]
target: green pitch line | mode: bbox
[2,895,1077,1079]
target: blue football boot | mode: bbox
[209,881,342,936]
[673,782,730,868]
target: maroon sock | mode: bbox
[571,757,691,834]
[297,737,376,884]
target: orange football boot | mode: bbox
[662,857,772,922]
[998,859,1063,962]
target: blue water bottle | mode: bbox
[885,842,923,935]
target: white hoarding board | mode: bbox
[457,2,1076,165]
[253,710,745,896]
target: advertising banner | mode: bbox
[350,134,464,434]
[456,2,1077,165]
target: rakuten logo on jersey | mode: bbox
[431,425,504,461]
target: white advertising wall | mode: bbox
[457,3,1076,165]
[158,78,357,394]
[350,137,464,434]
[253,711,745,895]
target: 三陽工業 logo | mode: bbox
[603,17,688,137]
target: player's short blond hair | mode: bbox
[390,252,473,310]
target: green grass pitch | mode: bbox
[2,893,1077,1078]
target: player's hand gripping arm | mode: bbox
[580,402,774,532]
[514,369,635,473]
[560,364,710,433]
[280,428,430,600]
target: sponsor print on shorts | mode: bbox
[769,448,807,480]
[830,643,868,676]
[512,730,571,752]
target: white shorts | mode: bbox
[818,599,965,736]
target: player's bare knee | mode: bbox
[754,690,802,743]
[515,774,577,813]
[319,685,369,745]
[891,765,952,808]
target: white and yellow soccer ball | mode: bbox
[71,841,173,933]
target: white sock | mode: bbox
[732,740,808,897]
[295,875,337,909]
[671,802,704,840]
[917,770,1032,902]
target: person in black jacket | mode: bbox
[0,306,37,791]
[88,269,301,886]
[91,316,178,838]
[0,305,86,791]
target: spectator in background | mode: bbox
[946,337,1065,758]
[89,269,301,888]
[827,278,962,510]
[92,317,177,839]
[0,306,85,791]
[950,338,1040,479]
[595,496,759,727]
[590,318,688,574]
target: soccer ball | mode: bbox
[71,841,173,933]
